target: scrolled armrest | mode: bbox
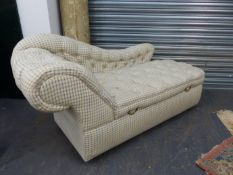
[11,48,114,113]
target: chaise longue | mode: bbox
[11,34,204,161]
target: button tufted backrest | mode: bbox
[14,34,155,73]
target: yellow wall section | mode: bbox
[60,0,90,43]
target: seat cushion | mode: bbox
[95,60,204,118]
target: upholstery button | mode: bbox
[184,85,192,92]
[78,60,83,64]
[128,107,139,115]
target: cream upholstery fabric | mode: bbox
[95,60,204,118]
[55,85,202,161]
[11,34,204,161]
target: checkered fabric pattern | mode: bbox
[11,34,154,130]
[55,85,203,161]
[95,60,204,118]
[11,34,204,161]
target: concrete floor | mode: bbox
[0,89,232,175]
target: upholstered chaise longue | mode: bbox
[11,34,204,161]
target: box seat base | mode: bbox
[54,84,202,161]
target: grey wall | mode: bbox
[89,0,233,89]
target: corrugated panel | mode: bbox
[89,0,233,89]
